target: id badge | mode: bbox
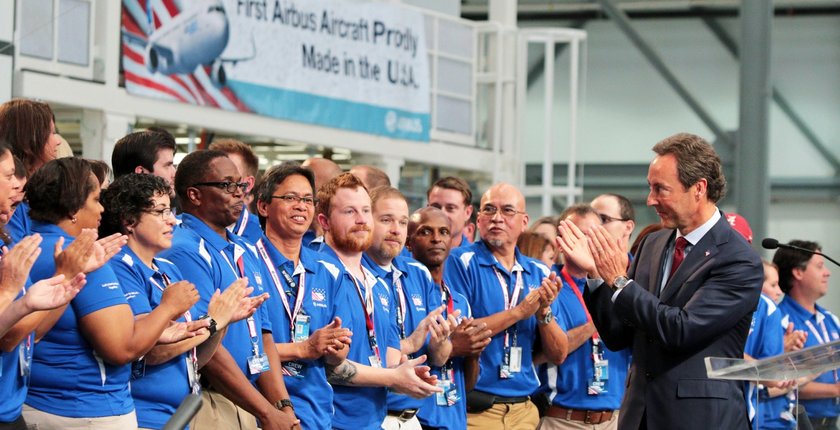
[248,353,270,375]
[369,355,382,368]
[18,345,31,378]
[446,383,460,406]
[435,380,451,406]
[509,346,522,373]
[500,347,511,379]
[294,315,311,342]
[186,357,200,394]
[587,380,606,395]
[283,360,306,378]
[593,358,609,382]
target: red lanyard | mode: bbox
[441,280,455,317]
[560,267,599,341]
[350,272,381,362]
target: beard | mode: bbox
[369,236,403,263]
[332,225,373,253]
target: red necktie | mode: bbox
[670,237,688,277]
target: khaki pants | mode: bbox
[467,401,540,430]
[190,389,258,430]
[538,412,619,430]
[381,415,422,430]
[21,405,137,430]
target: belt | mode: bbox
[493,395,529,404]
[546,406,615,424]
[813,416,838,427]
[387,409,418,421]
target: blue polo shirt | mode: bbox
[363,254,442,412]
[159,213,273,385]
[6,202,31,244]
[417,283,471,430]
[110,247,196,429]
[777,296,840,420]
[230,209,263,245]
[744,294,793,429]
[444,241,550,397]
[0,279,32,423]
[258,237,355,430]
[318,244,400,430]
[25,221,133,418]
[545,271,630,411]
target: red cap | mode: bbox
[726,213,753,244]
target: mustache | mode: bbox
[384,235,401,242]
[350,225,371,233]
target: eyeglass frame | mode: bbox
[478,204,526,219]
[190,181,249,194]
[271,194,319,206]
[598,213,630,224]
[143,207,174,219]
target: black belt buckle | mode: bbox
[390,409,418,421]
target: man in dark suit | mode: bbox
[557,133,763,430]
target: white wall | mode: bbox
[0,0,13,103]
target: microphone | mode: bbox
[762,238,840,267]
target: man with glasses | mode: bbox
[210,138,264,244]
[160,150,299,430]
[590,193,635,257]
[446,182,568,429]
[254,162,356,430]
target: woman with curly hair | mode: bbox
[100,173,254,430]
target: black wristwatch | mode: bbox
[274,398,294,411]
[198,315,217,337]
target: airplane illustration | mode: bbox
[122,0,255,86]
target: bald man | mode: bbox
[302,157,343,245]
[445,183,569,429]
[349,165,391,191]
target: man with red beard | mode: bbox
[313,173,440,430]
[361,187,454,430]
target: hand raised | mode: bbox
[84,233,127,273]
[0,234,43,295]
[586,225,628,284]
[391,354,442,399]
[450,317,492,357]
[160,280,200,317]
[22,273,86,312]
[304,317,353,360]
[54,229,95,278]
[208,278,250,329]
[158,319,209,344]
[556,220,597,276]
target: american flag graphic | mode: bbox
[311,289,326,302]
[120,0,250,111]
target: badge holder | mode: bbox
[435,366,460,406]
[588,338,608,395]
[294,314,311,343]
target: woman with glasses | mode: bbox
[21,159,201,430]
[100,173,257,430]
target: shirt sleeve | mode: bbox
[160,247,216,316]
[71,263,129,318]
[110,257,153,315]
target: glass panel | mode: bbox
[435,96,471,135]
[705,339,840,382]
[437,57,471,96]
[437,20,473,58]
[57,0,90,66]
[19,0,54,60]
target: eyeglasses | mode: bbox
[191,181,248,194]
[479,205,525,219]
[598,213,629,224]
[144,207,173,219]
[272,194,318,206]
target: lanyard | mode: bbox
[393,270,407,340]
[220,248,261,356]
[236,210,249,237]
[560,267,600,342]
[441,280,455,317]
[350,271,381,363]
[151,266,198,390]
[804,315,839,385]
[494,266,523,348]
[256,240,306,339]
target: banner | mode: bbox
[121,0,431,141]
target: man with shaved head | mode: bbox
[445,182,569,429]
[407,207,492,430]
[301,157,343,246]
[350,165,391,191]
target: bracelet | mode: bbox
[274,398,294,411]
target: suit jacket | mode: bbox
[584,212,762,430]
